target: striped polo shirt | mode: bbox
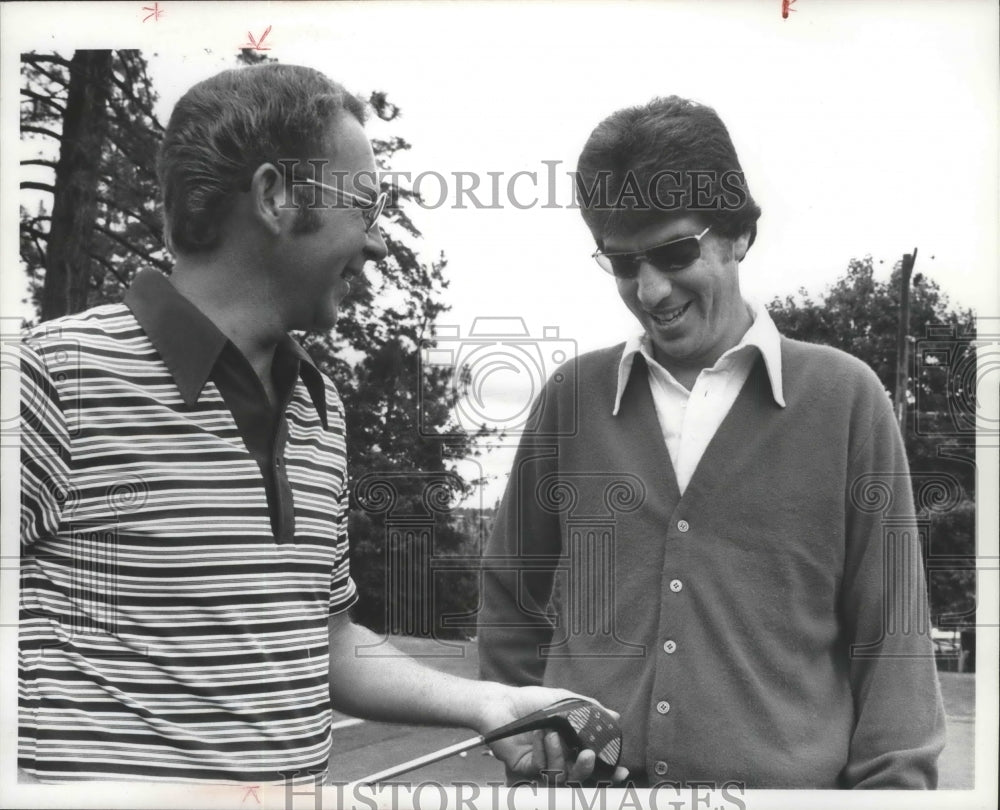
[19,279,357,783]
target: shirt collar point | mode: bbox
[613,336,645,413]
[177,381,205,408]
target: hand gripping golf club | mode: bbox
[352,697,622,785]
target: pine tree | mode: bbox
[20,50,169,319]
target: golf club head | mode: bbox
[482,697,622,777]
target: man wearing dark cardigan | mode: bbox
[478,96,946,788]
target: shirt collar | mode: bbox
[612,297,786,415]
[124,268,328,426]
[276,337,329,430]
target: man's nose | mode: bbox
[635,260,672,308]
[365,223,389,263]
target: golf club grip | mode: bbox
[354,735,485,785]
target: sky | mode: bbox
[1,2,998,807]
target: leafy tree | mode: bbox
[19,49,482,637]
[767,256,977,628]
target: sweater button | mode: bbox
[669,579,683,593]
[654,761,669,776]
[677,519,689,533]
[663,639,677,654]
[656,700,671,715]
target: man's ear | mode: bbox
[734,226,753,263]
[248,162,286,237]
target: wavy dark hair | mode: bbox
[576,96,761,250]
[158,63,366,255]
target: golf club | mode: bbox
[351,697,622,785]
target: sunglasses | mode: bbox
[593,226,711,279]
[300,177,388,233]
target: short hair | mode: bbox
[576,96,761,249]
[158,63,367,255]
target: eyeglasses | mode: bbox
[593,226,711,279]
[300,177,388,233]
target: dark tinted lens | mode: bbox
[604,235,702,279]
[607,255,641,279]
[646,236,701,271]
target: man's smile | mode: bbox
[648,300,692,327]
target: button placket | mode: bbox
[272,416,294,542]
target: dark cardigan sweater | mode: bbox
[479,337,945,788]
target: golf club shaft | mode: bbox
[353,734,486,785]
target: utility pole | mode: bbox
[894,248,918,432]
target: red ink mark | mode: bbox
[781,0,796,19]
[241,786,261,804]
[244,25,273,50]
[142,2,163,22]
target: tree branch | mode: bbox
[110,59,165,134]
[21,53,72,69]
[21,124,62,141]
[20,181,55,193]
[99,124,159,178]
[93,222,169,270]
[21,54,71,91]
[21,225,49,267]
[20,158,58,169]
[96,193,162,239]
[20,87,67,114]
[87,251,130,289]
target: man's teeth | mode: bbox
[651,302,689,324]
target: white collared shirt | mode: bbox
[612,299,787,495]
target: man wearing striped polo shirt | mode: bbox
[18,64,622,785]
